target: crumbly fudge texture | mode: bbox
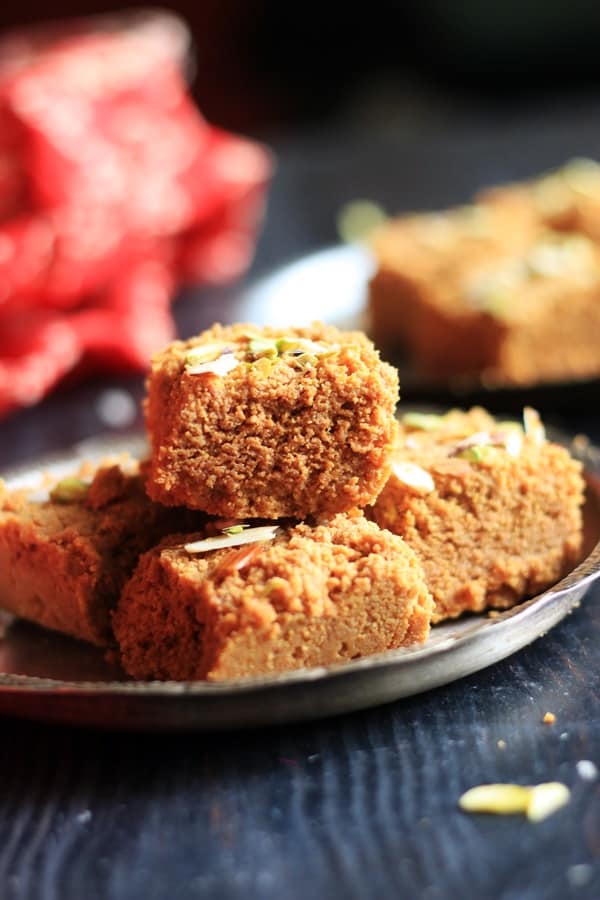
[370,408,585,621]
[113,512,433,681]
[145,322,399,519]
[369,222,600,384]
[0,463,202,645]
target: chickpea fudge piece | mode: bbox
[370,408,585,622]
[113,512,433,681]
[145,322,399,519]
[480,158,600,240]
[369,223,600,384]
[0,463,202,645]
[367,199,539,360]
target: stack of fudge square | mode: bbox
[0,323,585,681]
[369,158,600,385]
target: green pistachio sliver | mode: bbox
[290,352,318,370]
[222,524,250,535]
[184,343,228,367]
[50,477,89,503]
[458,445,496,463]
[248,337,279,359]
[402,412,444,431]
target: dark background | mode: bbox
[3,1,600,137]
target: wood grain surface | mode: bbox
[2,119,600,899]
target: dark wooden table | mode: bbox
[2,115,600,900]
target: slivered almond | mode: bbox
[391,462,435,494]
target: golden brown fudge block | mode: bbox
[113,512,433,681]
[480,158,600,240]
[369,222,600,385]
[368,199,540,360]
[145,322,399,519]
[0,463,202,645]
[370,408,585,622]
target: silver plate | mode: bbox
[0,430,599,732]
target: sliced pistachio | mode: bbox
[50,477,90,503]
[391,462,435,494]
[523,406,546,444]
[402,412,444,431]
[184,525,280,555]
[459,783,532,815]
[289,352,318,370]
[247,337,279,359]
[184,343,228,366]
[460,781,570,820]
[222,524,249,535]
[186,350,240,378]
[458,445,496,463]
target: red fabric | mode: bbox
[0,11,271,417]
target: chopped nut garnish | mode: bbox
[276,337,339,357]
[402,412,443,431]
[457,445,497,464]
[247,337,279,359]
[452,431,493,454]
[499,429,524,458]
[543,711,556,725]
[523,406,546,444]
[184,524,280,555]
[186,347,240,377]
[49,477,90,504]
[391,461,435,494]
[222,524,250,536]
[459,782,570,821]
[184,343,228,365]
